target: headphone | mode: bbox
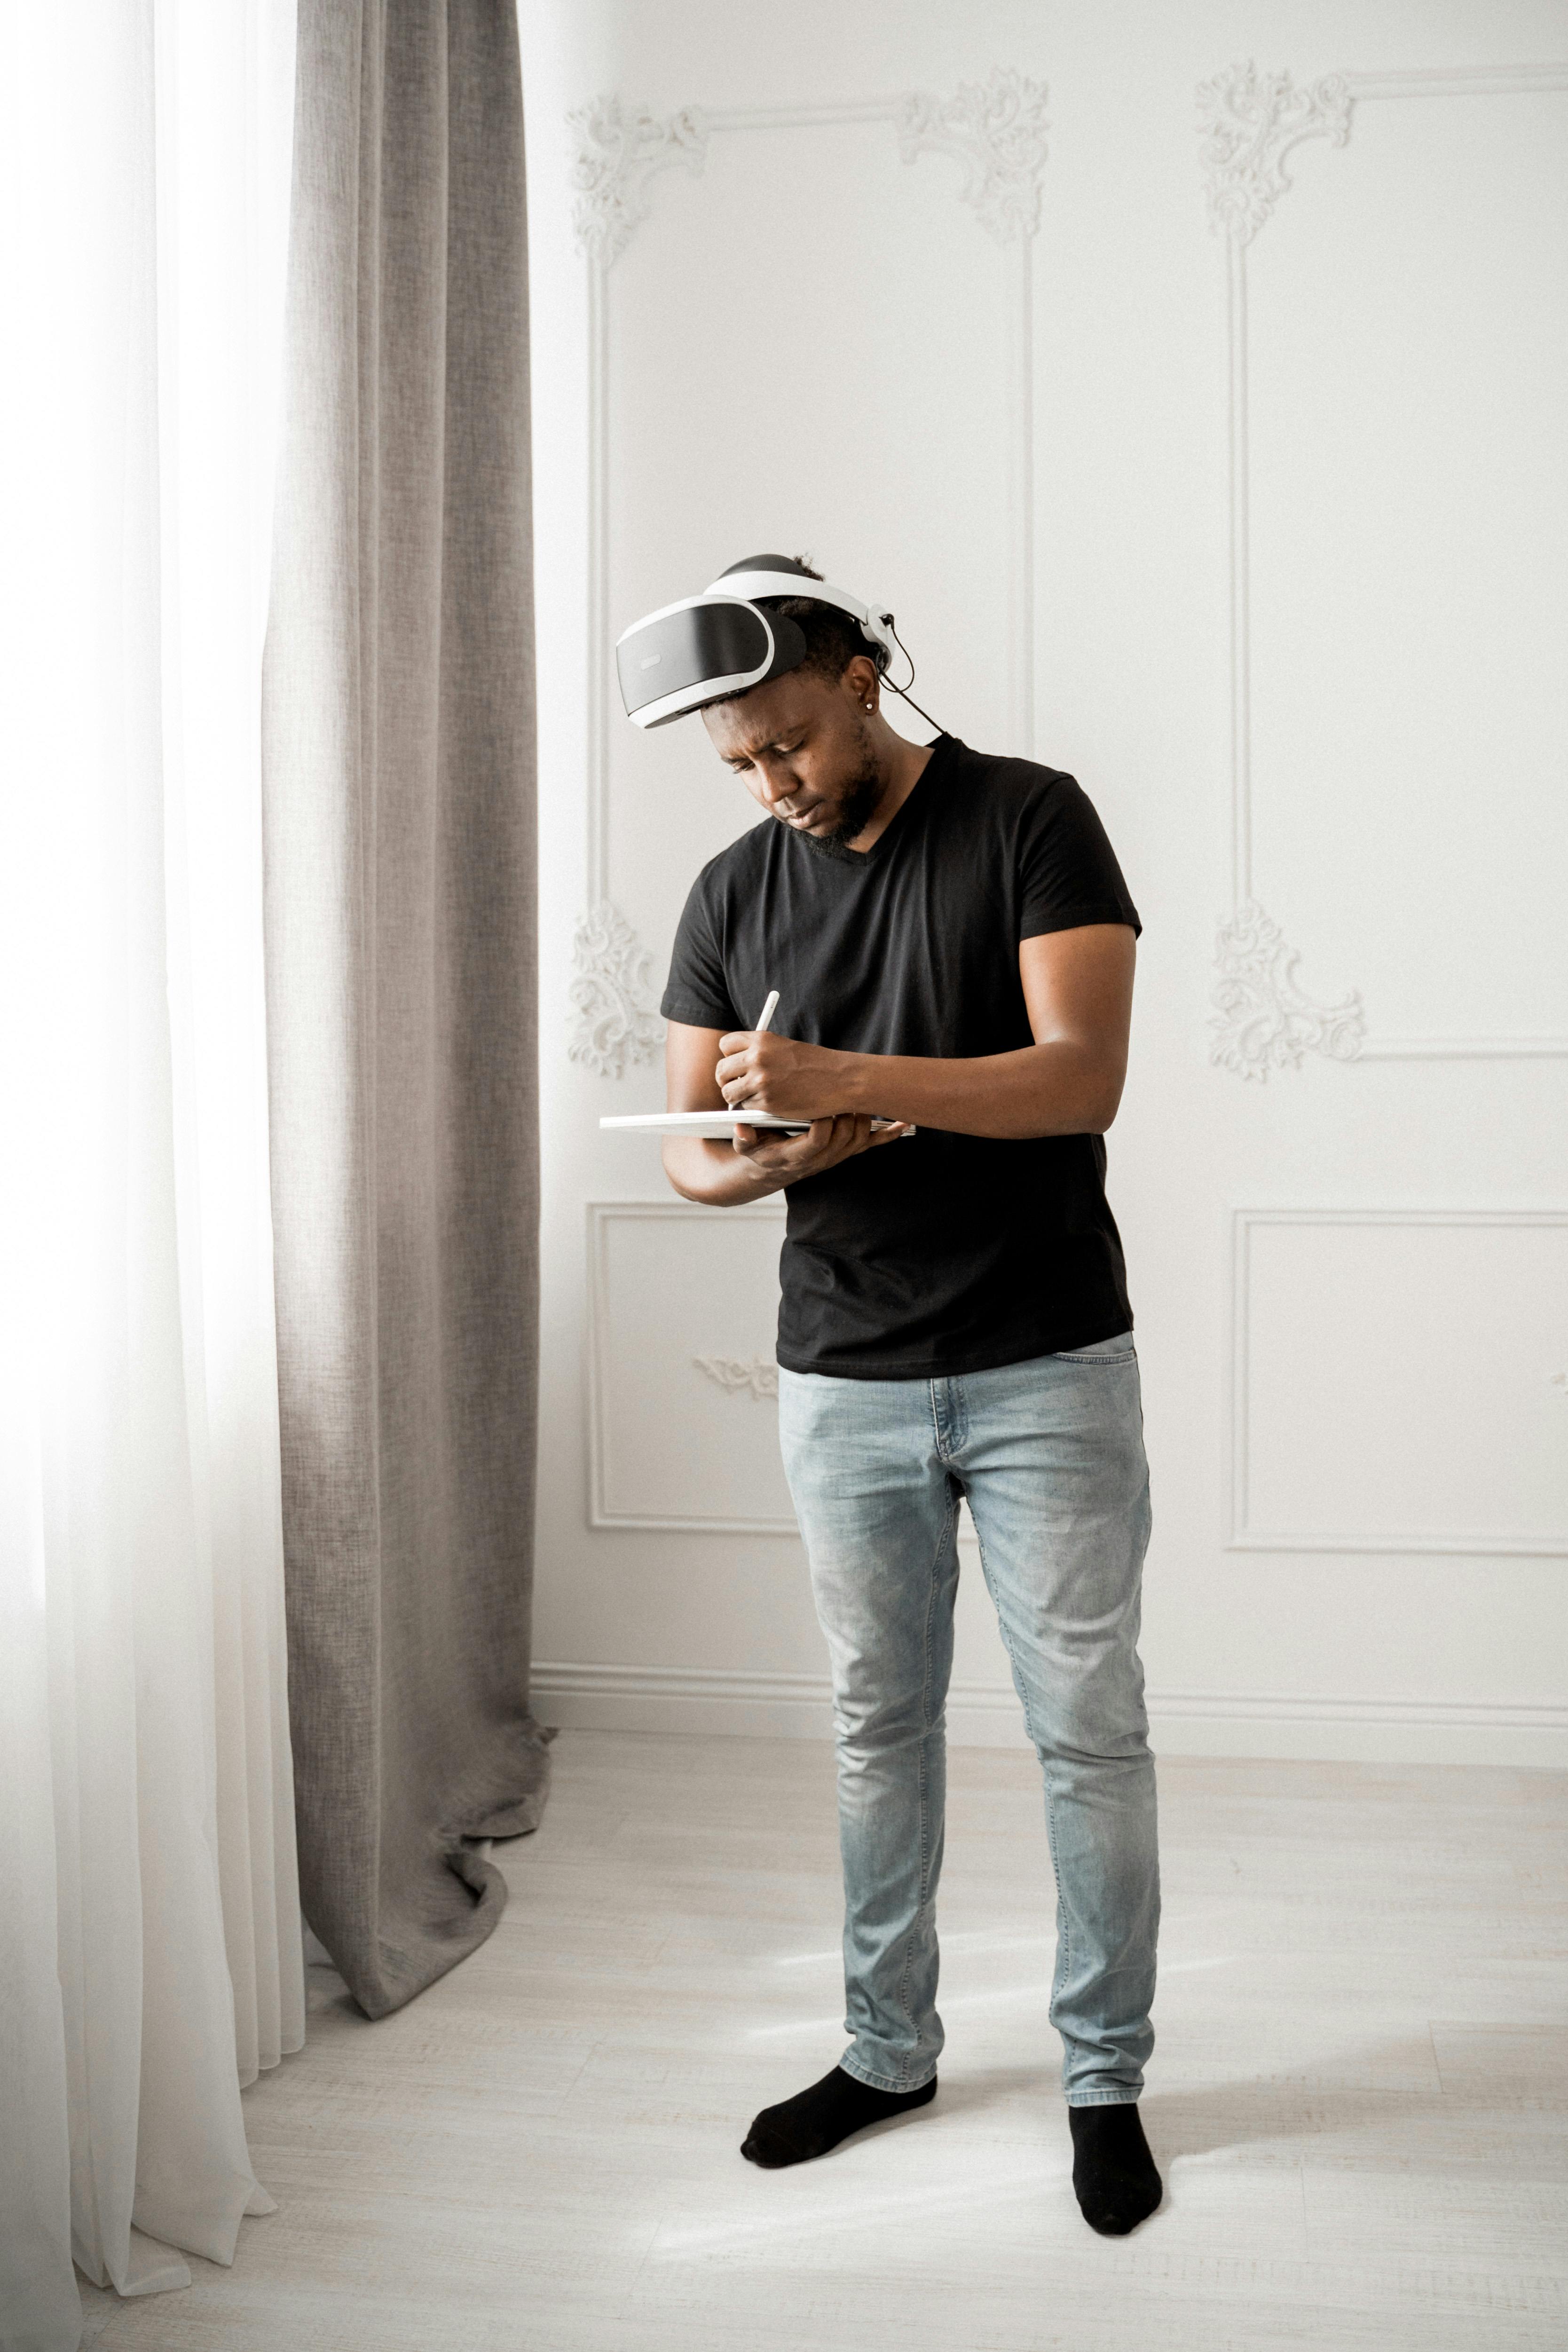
[614,552,940,732]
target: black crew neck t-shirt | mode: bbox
[660,733,1143,1381]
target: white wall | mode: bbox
[520,0,1568,1767]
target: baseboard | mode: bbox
[529,1661,1568,1767]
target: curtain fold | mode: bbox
[261,0,550,2023]
[157,0,307,2102]
[0,4,302,2346]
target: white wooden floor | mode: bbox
[81,1732,1567,2351]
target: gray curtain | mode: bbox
[260,0,551,2022]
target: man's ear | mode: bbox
[842,652,880,706]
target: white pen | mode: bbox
[730,991,782,1128]
[750,987,914,1138]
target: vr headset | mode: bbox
[615,554,898,730]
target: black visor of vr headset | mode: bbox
[615,554,897,729]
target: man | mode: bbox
[636,555,1160,2237]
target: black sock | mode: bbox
[741,2064,938,2168]
[1068,2102,1163,2234]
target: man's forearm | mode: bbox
[838,1041,1121,1138]
[661,1136,784,1207]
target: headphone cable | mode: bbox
[878,613,948,737]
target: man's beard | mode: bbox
[794,733,884,859]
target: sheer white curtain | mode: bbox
[0,3,303,2344]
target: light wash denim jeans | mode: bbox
[776,1332,1158,2107]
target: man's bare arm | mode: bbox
[660,1020,909,1207]
[712,924,1136,1141]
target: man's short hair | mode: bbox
[756,556,890,685]
[705,557,889,710]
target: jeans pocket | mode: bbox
[1054,1330,1136,1364]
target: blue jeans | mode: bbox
[776,1333,1158,2106]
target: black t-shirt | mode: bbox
[660,733,1143,1379]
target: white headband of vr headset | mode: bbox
[615,555,897,730]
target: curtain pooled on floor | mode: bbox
[261,0,550,2021]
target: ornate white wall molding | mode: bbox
[1210,900,1364,1080]
[1200,59,1568,1075]
[1228,1206,1568,1555]
[896,69,1049,245]
[1198,61,1351,245]
[568,900,665,1076]
[569,69,1048,1075]
[693,1354,779,1401]
[565,96,712,1075]
[568,95,709,266]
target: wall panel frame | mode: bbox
[566,72,1050,1074]
[1199,60,1568,1077]
[586,1198,794,1533]
[1228,1203,1568,1555]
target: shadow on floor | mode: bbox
[1141,2056,1560,2174]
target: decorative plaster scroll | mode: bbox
[1209,900,1364,1080]
[1198,61,1350,245]
[569,96,709,264]
[693,1355,779,1401]
[897,68,1049,245]
[568,900,664,1077]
